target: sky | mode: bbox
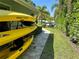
[32,0,59,16]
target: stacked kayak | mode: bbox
[0,10,37,59]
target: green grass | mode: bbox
[46,28,79,59]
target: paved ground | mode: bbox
[18,29,50,59]
[40,33,54,59]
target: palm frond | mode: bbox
[51,4,58,11]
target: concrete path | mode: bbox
[18,29,50,59]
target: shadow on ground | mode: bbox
[40,33,54,59]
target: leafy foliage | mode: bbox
[54,0,79,42]
[36,6,50,20]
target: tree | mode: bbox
[51,0,69,34]
[36,6,50,22]
[51,4,58,11]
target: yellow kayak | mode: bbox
[0,36,33,59]
[0,10,37,59]
[0,26,37,46]
[0,10,36,22]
